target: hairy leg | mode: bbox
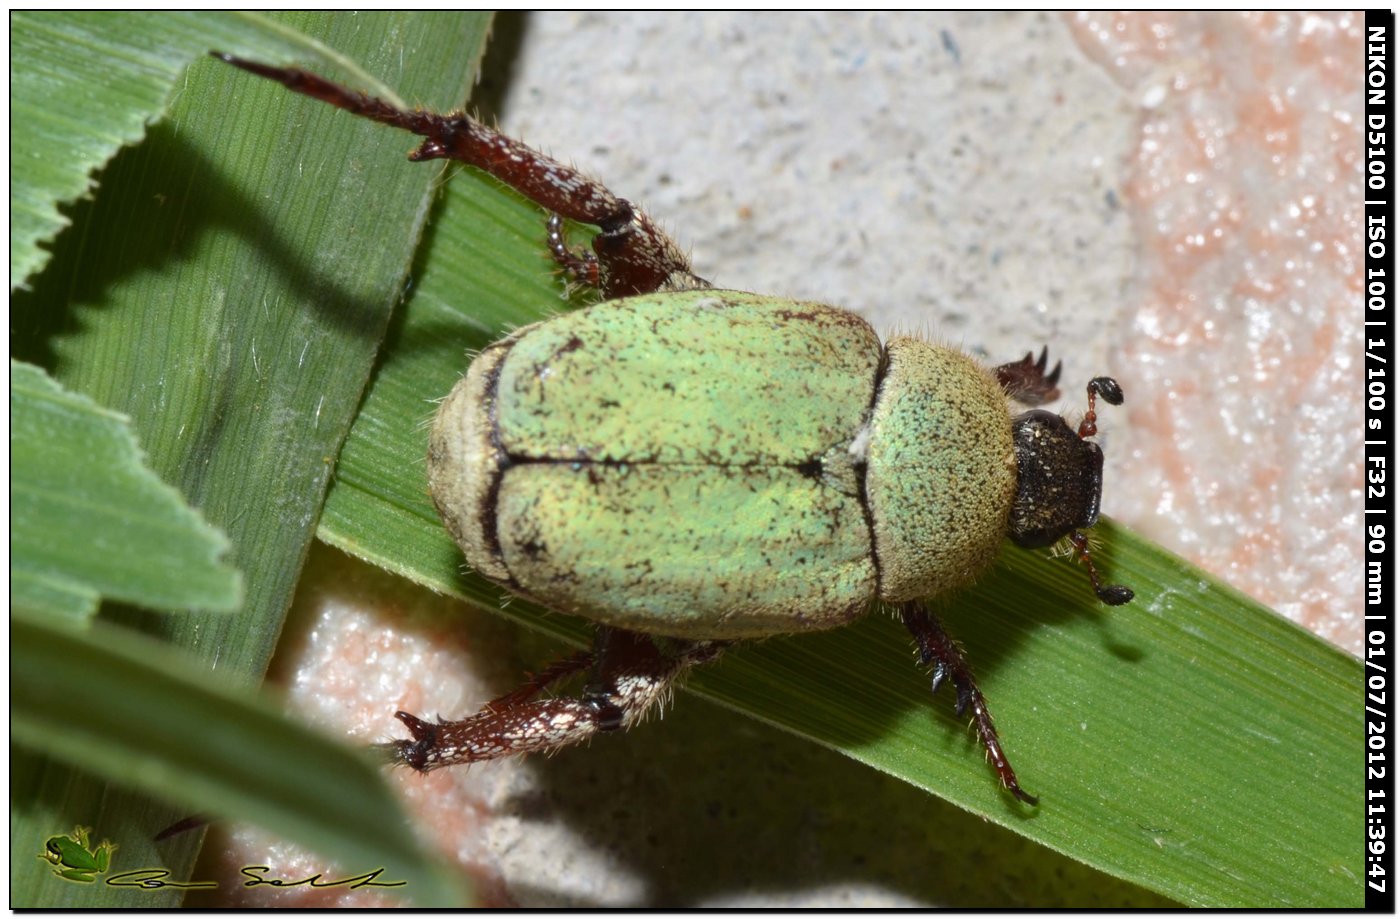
[900,601,1037,804]
[387,627,724,770]
[214,52,706,297]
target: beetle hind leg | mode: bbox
[212,52,705,299]
[387,628,723,771]
[900,602,1038,805]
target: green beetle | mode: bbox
[435,290,1023,636]
[219,53,1131,804]
[39,826,117,884]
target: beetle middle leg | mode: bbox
[388,627,724,771]
[899,601,1037,805]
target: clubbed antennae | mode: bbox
[1071,376,1131,604]
[1077,376,1124,439]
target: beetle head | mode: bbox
[1008,409,1102,548]
[1007,376,1132,606]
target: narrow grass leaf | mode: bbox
[11,360,241,622]
[12,614,467,906]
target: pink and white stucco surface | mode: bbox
[1068,11,1365,654]
[207,11,1366,908]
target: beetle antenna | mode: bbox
[1077,376,1124,439]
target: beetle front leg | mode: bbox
[899,602,1037,805]
[388,628,723,771]
[995,347,1062,405]
[213,53,705,298]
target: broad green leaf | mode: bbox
[11,12,491,907]
[318,101,1362,907]
[11,360,241,622]
[12,614,466,906]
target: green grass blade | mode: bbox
[319,130,1362,906]
[11,360,241,622]
[12,614,466,906]
[11,12,492,907]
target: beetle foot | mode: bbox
[901,602,1038,806]
[382,687,662,770]
[213,52,704,299]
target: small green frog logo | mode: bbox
[39,826,117,883]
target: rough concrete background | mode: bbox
[1067,11,1364,651]
[203,11,1365,907]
